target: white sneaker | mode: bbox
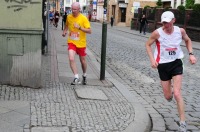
[71,78,81,85]
[178,121,187,132]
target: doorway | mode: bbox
[112,5,116,17]
[120,8,126,22]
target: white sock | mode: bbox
[75,74,79,79]
[83,73,87,77]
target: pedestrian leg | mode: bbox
[139,24,143,34]
[143,24,146,35]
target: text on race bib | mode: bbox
[163,48,178,59]
[69,31,80,40]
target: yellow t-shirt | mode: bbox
[67,14,90,48]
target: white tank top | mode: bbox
[154,26,184,64]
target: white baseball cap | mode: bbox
[161,11,174,23]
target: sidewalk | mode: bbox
[0,23,151,132]
[30,24,151,132]
[41,23,200,132]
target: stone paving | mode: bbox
[30,84,135,131]
[87,22,200,132]
[0,22,151,132]
[2,20,199,132]
[32,24,136,132]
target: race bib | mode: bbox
[163,47,178,60]
[69,31,80,40]
[56,16,59,18]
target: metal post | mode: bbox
[100,0,107,80]
[62,19,63,30]
[42,0,47,55]
[46,0,50,53]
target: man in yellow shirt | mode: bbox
[62,2,92,85]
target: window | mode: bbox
[181,0,184,5]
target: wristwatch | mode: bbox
[189,52,194,55]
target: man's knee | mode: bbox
[174,90,182,101]
[80,57,86,64]
[164,94,172,100]
[163,90,172,100]
[69,56,75,62]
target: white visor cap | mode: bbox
[161,11,174,23]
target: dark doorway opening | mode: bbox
[112,5,116,17]
[120,8,126,22]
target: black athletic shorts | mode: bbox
[157,59,183,81]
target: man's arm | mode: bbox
[79,27,91,34]
[181,28,192,53]
[74,22,91,34]
[62,23,68,37]
[73,16,92,34]
[145,30,159,68]
[181,28,197,64]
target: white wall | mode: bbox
[97,5,104,21]
[195,0,200,3]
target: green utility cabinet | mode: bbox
[0,1,43,88]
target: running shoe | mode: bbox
[82,75,87,85]
[178,121,187,132]
[71,78,81,85]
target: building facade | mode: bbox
[96,0,104,22]
[49,0,61,12]
[106,0,200,27]
[107,0,156,27]
[49,0,200,27]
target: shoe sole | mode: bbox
[71,81,81,85]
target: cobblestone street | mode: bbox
[0,22,151,132]
[87,22,200,132]
[0,21,200,132]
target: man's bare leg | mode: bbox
[68,49,78,75]
[173,75,185,121]
[161,80,173,100]
[79,56,87,74]
[79,56,87,84]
